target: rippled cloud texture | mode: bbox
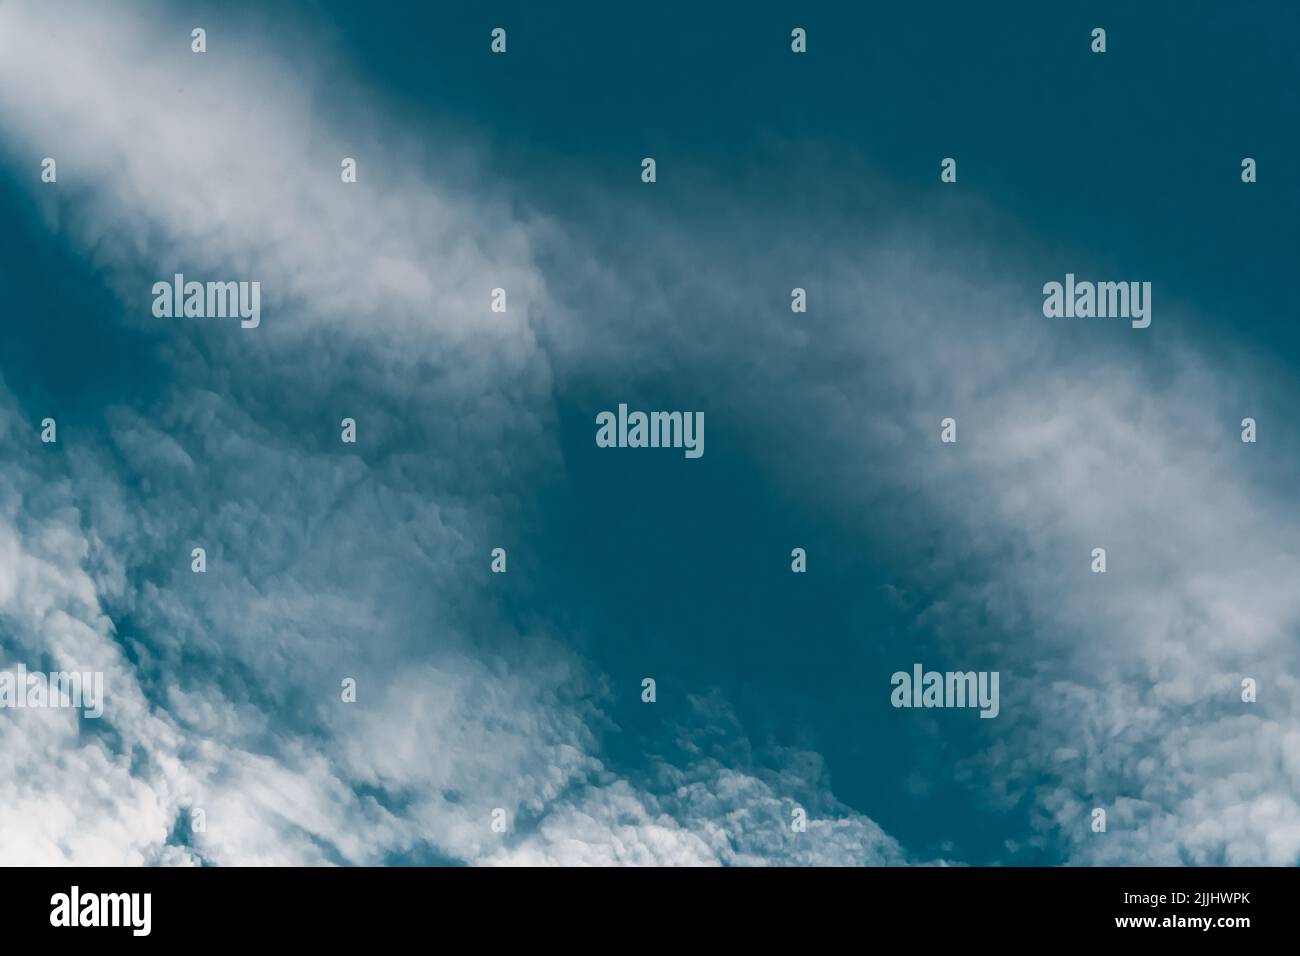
[0,0,1297,866]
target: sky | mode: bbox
[0,0,1298,866]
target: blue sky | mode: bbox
[0,0,1297,866]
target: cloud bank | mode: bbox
[1,0,1296,867]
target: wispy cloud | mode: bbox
[4,0,1295,867]
[0,0,920,866]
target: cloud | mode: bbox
[5,0,1294,868]
[0,0,915,866]
[536,183,1300,863]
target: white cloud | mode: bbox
[551,205,1300,864]
[0,0,913,867]
[8,0,1291,869]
